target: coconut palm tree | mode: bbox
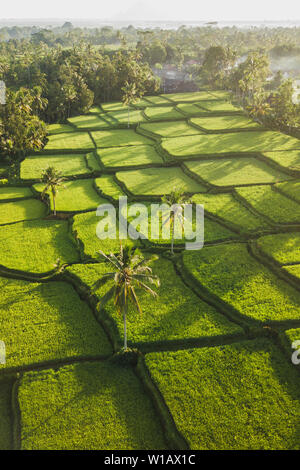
[41,167,65,216]
[92,245,160,351]
[162,189,190,255]
[122,81,138,128]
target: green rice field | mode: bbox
[91,129,153,148]
[97,145,163,168]
[185,157,290,187]
[144,106,183,121]
[21,154,94,179]
[1,90,300,450]
[191,115,261,131]
[116,167,205,195]
[139,120,201,138]
[183,243,300,323]
[162,131,300,158]
[236,185,300,224]
[44,132,95,151]
[145,339,300,450]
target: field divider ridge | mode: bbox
[135,355,190,450]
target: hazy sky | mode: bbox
[1,0,300,21]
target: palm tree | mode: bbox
[92,245,160,351]
[41,167,65,216]
[122,81,138,128]
[162,189,190,255]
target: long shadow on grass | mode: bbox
[182,243,300,325]
[20,361,167,450]
[0,219,80,274]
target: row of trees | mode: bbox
[200,46,300,131]
[0,45,159,161]
[1,45,159,123]
[0,87,47,161]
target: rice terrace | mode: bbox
[1,88,300,451]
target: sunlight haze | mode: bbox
[0,0,299,21]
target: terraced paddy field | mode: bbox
[191,115,261,131]
[68,258,243,348]
[136,95,171,107]
[236,185,300,225]
[34,179,105,212]
[183,243,300,324]
[139,120,201,138]
[262,150,300,170]
[161,91,222,102]
[0,219,79,273]
[192,193,270,234]
[145,339,300,450]
[44,132,95,152]
[92,129,153,148]
[144,106,183,121]
[275,181,300,203]
[100,101,124,112]
[19,362,166,450]
[162,131,300,158]
[94,175,126,201]
[0,380,13,449]
[0,277,111,369]
[256,232,300,265]
[106,109,146,126]
[1,91,300,450]
[185,158,291,187]
[97,145,163,168]
[0,199,46,225]
[21,153,96,179]
[197,100,242,113]
[175,103,211,116]
[68,114,112,129]
[116,167,206,196]
[0,186,33,201]
[73,202,236,255]
[47,123,74,135]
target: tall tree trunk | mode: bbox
[123,306,128,350]
[53,195,56,217]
